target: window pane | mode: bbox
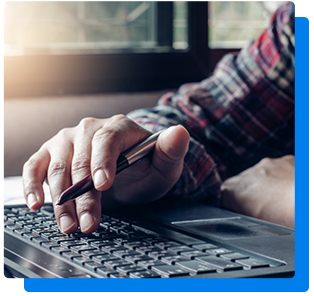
[173,2,188,50]
[209,1,285,48]
[4,1,188,55]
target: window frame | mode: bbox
[4,2,238,98]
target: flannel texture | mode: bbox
[127,2,295,205]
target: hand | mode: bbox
[220,155,295,229]
[22,115,190,234]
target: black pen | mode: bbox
[56,130,162,206]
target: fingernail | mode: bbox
[27,193,38,209]
[80,212,95,233]
[93,169,107,189]
[60,215,76,233]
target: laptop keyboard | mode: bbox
[4,204,277,278]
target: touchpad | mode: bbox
[172,217,290,240]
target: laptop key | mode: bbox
[116,264,146,275]
[84,261,103,272]
[124,254,152,263]
[206,248,233,256]
[195,256,243,271]
[192,243,218,251]
[175,260,217,274]
[96,266,116,277]
[180,250,209,259]
[103,259,132,269]
[235,258,269,268]
[73,256,94,265]
[137,259,164,269]
[151,264,190,277]
[161,255,187,265]
[220,252,250,261]
[91,254,118,263]
[129,270,161,278]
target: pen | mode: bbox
[56,130,162,206]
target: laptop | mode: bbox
[4,178,294,279]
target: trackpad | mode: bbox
[172,217,290,240]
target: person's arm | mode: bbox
[128,2,295,206]
[221,155,295,229]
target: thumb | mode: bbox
[152,125,190,182]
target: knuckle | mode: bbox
[78,117,97,132]
[258,157,273,167]
[23,152,43,175]
[48,160,69,179]
[71,157,91,174]
[282,154,295,162]
[110,114,127,123]
[56,127,71,140]
[23,155,37,172]
[93,125,121,144]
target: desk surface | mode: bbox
[4,176,51,206]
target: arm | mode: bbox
[128,2,295,205]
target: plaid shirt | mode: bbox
[128,2,295,205]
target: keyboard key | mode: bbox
[90,239,115,248]
[196,256,243,271]
[137,259,164,269]
[112,249,140,258]
[81,249,107,258]
[84,261,103,271]
[220,252,249,261]
[116,264,146,275]
[103,259,132,269]
[129,270,161,278]
[175,260,216,274]
[59,239,84,247]
[100,245,128,253]
[151,264,190,277]
[109,273,129,278]
[73,256,94,265]
[161,255,187,265]
[235,258,269,268]
[205,248,233,256]
[62,251,82,260]
[180,250,208,259]
[124,255,152,263]
[192,243,218,251]
[31,237,50,245]
[42,241,60,249]
[155,241,181,250]
[168,245,195,254]
[70,245,97,253]
[96,266,116,277]
[91,254,117,263]
[51,246,69,254]
[14,228,32,236]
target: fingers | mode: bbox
[23,149,50,210]
[46,132,78,234]
[90,115,151,191]
[69,118,103,233]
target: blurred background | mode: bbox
[4,1,284,176]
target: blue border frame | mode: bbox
[24,17,309,292]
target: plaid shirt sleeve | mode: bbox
[127,2,295,206]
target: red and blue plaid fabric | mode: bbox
[128,2,295,205]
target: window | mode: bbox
[4,1,206,98]
[4,2,189,55]
[208,1,284,48]
[4,2,284,98]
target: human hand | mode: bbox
[220,155,295,229]
[22,115,190,234]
